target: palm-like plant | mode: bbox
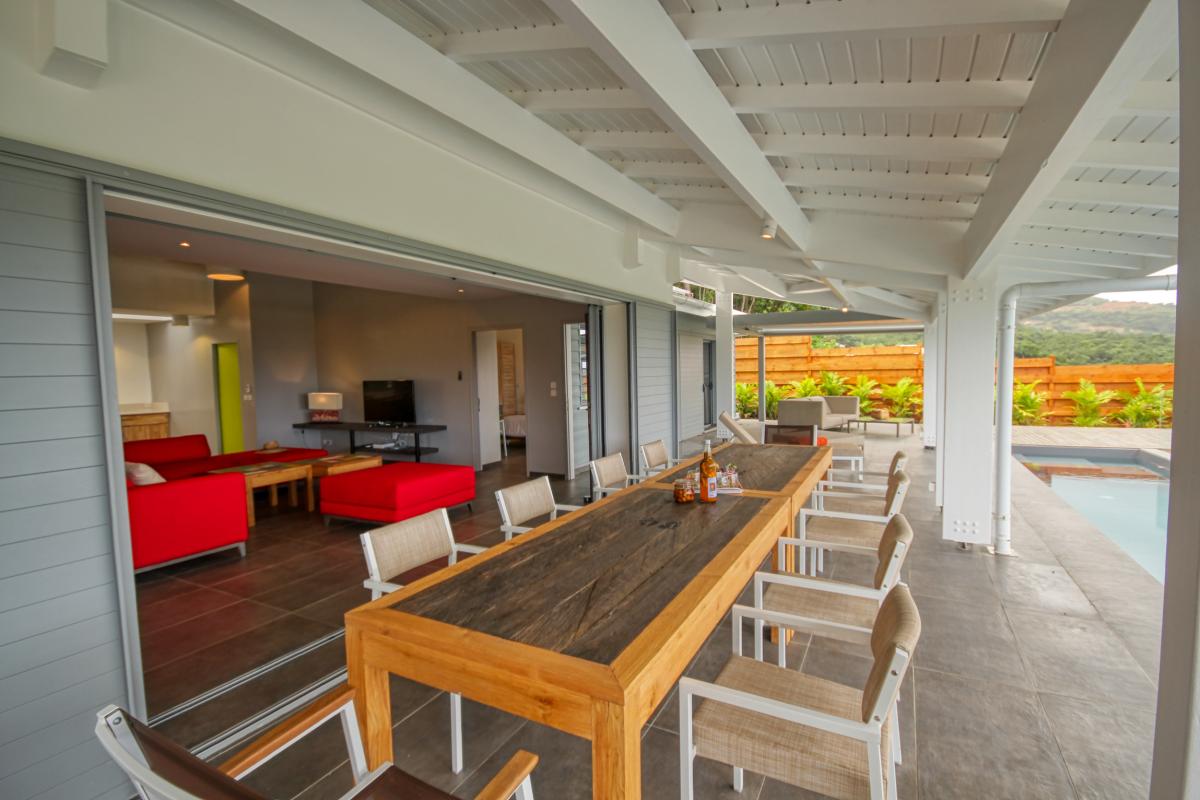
[880,377,922,418]
[734,382,758,418]
[817,370,848,396]
[787,377,821,398]
[1061,379,1116,427]
[847,374,879,415]
[1011,380,1049,425]
[1112,379,1173,428]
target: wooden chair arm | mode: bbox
[474,750,539,800]
[220,684,356,778]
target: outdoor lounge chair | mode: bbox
[821,450,908,493]
[589,452,643,499]
[778,396,859,432]
[359,508,487,773]
[496,475,581,540]
[640,438,683,474]
[719,411,761,444]
[680,584,921,800]
[799,470,910,574]
[95,685,538,800]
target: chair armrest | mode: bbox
[819,480,886,493]
[475,750,540,800]
[554,503,582,513]
[221,684,356,779]
[453,543,487,556]
[801,508,888,523]
[364,579,401,595]
[755,570,882,600]
[776,535,877,557]
[811,489,872,499]
[679,675,868,741]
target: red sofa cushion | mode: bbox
[320,462,475,523]
[124,434,211,466]
[126,473,248,570]
[142,446,331,480]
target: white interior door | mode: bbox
[475,330,501,465]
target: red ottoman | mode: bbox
[320,461,476,523]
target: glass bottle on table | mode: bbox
[698,439,720,503]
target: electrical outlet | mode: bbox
[322,439,333,447]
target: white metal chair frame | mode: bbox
[820,452,908,493]
[679,603,911,800]
[359,508,486,775]
[588,452,644,499]
[495,476,582,540]
[799,472,909,575]
[639,440,683,475]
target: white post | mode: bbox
[757,335,767,422]
[933,293,949,506]
[714,290,735,422]
[921,315,939,449]
[993,287,1019,556]
[940,279,998,545]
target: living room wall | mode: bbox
[247,274,319,447]
[311,284,584,476]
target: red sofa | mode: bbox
[123,434,327,571]
[320,462,475,523]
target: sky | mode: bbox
[1098,264,1177,304]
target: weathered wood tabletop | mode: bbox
[344,444,829,799]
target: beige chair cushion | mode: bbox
[805,515,887,549]
[887,450,908,475]
[777,398,824,427]
[642,440,671,471]
[363,509,452,582]
[862,584,921,722]
[694,656,890,800]
[872,515,914,590]
[818,494,887,516]
[592,453,628,489]
[125,462,166,486]
[762,582,879,643]
[497,476,555,527]
[884,470,910,514]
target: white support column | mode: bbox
[921,316,939,449]
[714,291,735,422]
[933,293,949,507]
[1150,0,1197,794]
[757,336,767,422]
[939,280,998,544]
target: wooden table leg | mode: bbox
[347,631,394,771]
[269,484,279,507]
[288,479,298,507]
[246,485,256,527]
[591,700,640,799]
[305,469,315,512]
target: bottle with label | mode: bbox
[698,440,720,503]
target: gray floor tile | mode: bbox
[988,559,1098,619]
[1040,692,1155,800]
[909,592,1035,690]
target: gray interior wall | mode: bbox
[634,303,677,458]
[247,274,318,447]
[313,284,584,475]
[601,302,630,465]
[0,165,132,799]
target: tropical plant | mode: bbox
[847,374,879,415]
[734,382,758,418]
[817,370,848,396]
[1061,379,1116,427]
[1011,380,1049,425]
[762,381,784,420]
[880,377,922,418]
[1112,379,1173,428]
[787,377,821,398]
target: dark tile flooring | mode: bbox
[154,436,1165,799]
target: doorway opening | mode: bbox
[564,321,592,476]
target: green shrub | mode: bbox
[847,375,879,415]
[734,382,758,418]
[817,371,848,396]
[787,377,821,398]
[1012,380,1049,425]
[1061,379,1116,427]
[1113,379,1173,428]
[880,377,922,418]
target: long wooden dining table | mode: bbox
[344,443,830,799]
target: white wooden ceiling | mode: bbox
[348,0,1179,318]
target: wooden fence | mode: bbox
[736,336,1174,424]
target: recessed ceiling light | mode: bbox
[841,306,849,313]
[760,218,778,240]
[457,288,465,294]
[206,267,245,282]
[179,241,191,248]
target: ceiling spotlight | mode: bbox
[841,306,850,313]
[457,288,465,294]
[179,241,191,248]
[760,218,778,240]
[205,267,245,282]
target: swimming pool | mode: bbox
[1016,447,1170,582]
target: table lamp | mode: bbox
[307,392,343,422]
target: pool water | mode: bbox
[1017,452,1169,582]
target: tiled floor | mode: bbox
[195,434,1166,799]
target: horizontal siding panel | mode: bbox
[0,527,112,580]
[0,612,120,681]
[0,642,123,715]
[24,759,129,800]
[636,305,675,454]
[0,669,125,749]
[0,345,98,378]
[0,466,108,513]
[0,310,96,345]
[2,737,113,800]
[0,437,106,478]
[0,244,90,284]
[0,376,101,411]
[0,708,100,780]
[0,584,118,650]
[0,209,88,253]
[0,408,103,444]
[0,277,94,315]
[0,497,111,546]
[0,176,85,223]
[0,556,116,612]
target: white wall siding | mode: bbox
[677,333,704,440]
[0,164,130,800]
[634,304,676,459]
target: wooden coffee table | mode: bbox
[852,416,916,436]
[211,462,314,526]
[297,453,383,478]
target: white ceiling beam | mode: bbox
[611,161,716,180]
[1004,242,1173,270]
[513,81,1031,114]
[578,131,1006,161]
[226,0,679,236]
[849,286,932,317]
[1013,227,1178,258]
[806,212,967,276]
[794,193,977,220]
[1076,140,1179,171]
[616,161,990,195]
[1049,179,1178,209]
[651,185,739,203]
[1123,80,1180,116]
[1029,207,1177,237]
[810,260,948,293]
[962,0,1176,278]
[1000,256,1141,279]
[433,24,586,62]
[544,0,811,248]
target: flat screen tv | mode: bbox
[363,380,415,424]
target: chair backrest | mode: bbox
[360,508,454,584]
[823,395,860,416]
[884,469,910,516]
[640,439,671,472]
[718,411,759,444]
[776,398,824,427]
[496,476,556,527]
[861,584,921,724]
[887,450,909,476]
[590,452,628,490]
[872,514,914,591]
[96,705,264,800]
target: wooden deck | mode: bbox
[1011,425,1172,450]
